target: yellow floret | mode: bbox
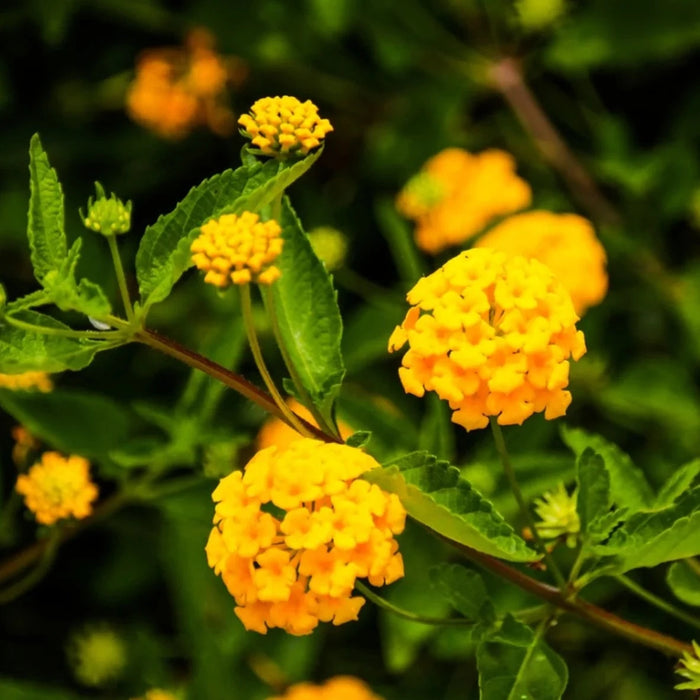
[0,371,53,392]
[389,248,586,430]
[191,211,283,288]
[268,676,384,700]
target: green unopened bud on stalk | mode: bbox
[676,640,700,691]
[81,182,132,236]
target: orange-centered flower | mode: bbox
[191,211,283,287]
[16,452,98,525]
[238,96,333,158]
[396,148,531,254]
[268,676,384,700]
[388,248,586,430]
[206,439,406,635]
[475,211,608,315]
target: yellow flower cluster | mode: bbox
[0,371,53,392]
[67,625,126,687]
[126,29,247,139]
[11,426,39,466]
[16,452,98,525]
[532,484,580,548]
[191,211,283,287]
[131,691,179,700]
[206,439,405,635]
[396,148,531,254]
[388,248,586,430]
[239,96,333,158]
[475,211,608,315]
[268,676,384,700]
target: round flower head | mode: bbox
[268,676,384,700]
[475,211,607,315]
[239,96,333,158]
[531,483,580,548]
[16,452,98,525]
[0,371,53,392]
[396,148,531,254]
[131,691,179,700]
[206,439,406,636]
[388,248,586,430]
[67,624,126,687]
[191,211,283,287]
[307,226,348,272]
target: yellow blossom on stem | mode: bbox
[531,483,580,548]
[676,640,700,691]
[16,452,98,525]
[0,371,53,392]
[475,210,608,315]
[268,676,384,700]
[238,96,333,158]
[206,439,406,635]
[396,148,531,254]
[388,248,586,430]
[191,211,283,288]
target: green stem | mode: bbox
[0,531,60,604]
[239,284,315,438]
[616,575,700,632]
[3,313,120,340]
[107,235,134,322]
[686,558,700,578]
[489,418,567,589]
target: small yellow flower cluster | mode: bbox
[206,439,405,635]
[475,211,607,315]
[532,484,580,548]
[0,371,53,392]
[191,211,283,287]
[676,640,700,691]
[388,248,586,430]
[11,426,39,466]
[15,452,98,525]
[131,690,179,700]
[67,624,126,688]
[126,29,247,139]
[396,148,531,254]
[268,676,384,700]
[239,96,333,158]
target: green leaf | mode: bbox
[561,426,654,511]
[268,198,344,428]
[27,134,67,284]
[576,448,610,537]
[477,616,568,700]
[0,311,105,373]
[656,458,700,506]
[593,487,700,575]
[364,452,540,562]
[430,563,496,624]
[667,561,700,606]
[346,430,371,448]
[0,387,131,460]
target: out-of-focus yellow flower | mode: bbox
[307,226,348,272]
[475,211,607,315]
[16,452,98,525]
[676,640,700,691]
[268,676,384,700]
[126,28,247,139]
[191,211,283,287]
[388,248,586,431]
[239,96,333,158]
[396,148,531,254]
[257,398,353,452]
[0,371,53,392]
[67,624,126,687]
[131,690,179,700]
[11,425,40,467]
[206,439,405,635]
[532,484,580,548]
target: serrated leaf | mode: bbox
[667,561,700,607]
[576,448,610,537]
[27,134,67,284]
[364,452,540,562]
[5,289,52,313]
[561,426,654,511]
[656,459,700,506]
[430,563,496,624]
[0,387,131,460]
[477,616,568,700]
[267,198,344,428]
[0,310,106,373]
[592,487,700,574]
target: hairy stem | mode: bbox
[107,235,135,322]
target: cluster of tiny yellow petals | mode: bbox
[388,248,586,431]
[0,371,53,392]
[206,439,406,636]
[396,148,531,254]
[191,211,283,287]
[268,676,384,700]
[257,399,353,452]
[131,690,179,700]
[475,211,608,315]
[676,640,700,691]
[67,625,127,688]
[16,452,98,525]
[239,96,333,158]
[532,484,580,548]
[126,28,247,139]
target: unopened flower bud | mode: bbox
[81,182,132,236]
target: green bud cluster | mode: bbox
[81,182,132,236]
